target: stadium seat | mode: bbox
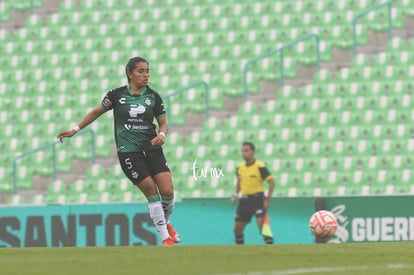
[386,36,406,52]
[0,166,12,193]
[30,194,45,205]
[109,178,131,200]
[7,194,25,206]
[14,166,33,190]
[56,150,72,173]
[85,164,106,181]
[107,164,124,181]
[46,179,67,200]
[68,179,89,196]
[86,179,111,202]
[67,192,89,204]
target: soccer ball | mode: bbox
[309,210,338,238]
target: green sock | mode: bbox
[161,194,175,223]
[147,194,161,203]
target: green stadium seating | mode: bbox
[7,194,25,206]
[46,179,67,199]
[14,166,33,190]
[0,166,12,192]
[67,192,88,204]
[110,178,131,201]
[68,179,88,197]
[86,179,111,202]
[2,0,414,203]
[84,164,105,181]
[30,194,45,205]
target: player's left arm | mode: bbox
[259,166,275,210]
[262,177,275,210]
[151,115,167,146]
[266,178,275,200]
[151,92,168,146]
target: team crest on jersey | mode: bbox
[145,97,151,106]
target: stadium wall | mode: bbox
[0,196,412,247]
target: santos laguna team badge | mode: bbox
[145,97,151,105]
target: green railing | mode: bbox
[352,0,395,56]
[12,129,96,194]
[242,33,320,101]
[165,80,209,125]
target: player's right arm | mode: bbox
[57,105,107,142]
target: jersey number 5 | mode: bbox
[125,158,133,169]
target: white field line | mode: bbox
[213,263,411,275]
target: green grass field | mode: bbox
[0,243,413,275]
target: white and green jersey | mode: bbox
[102,85,166,152]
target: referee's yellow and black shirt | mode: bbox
[236,159,272,196]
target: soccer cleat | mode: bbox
[162,237,175,247]
[167,224,181,243]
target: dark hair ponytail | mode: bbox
[125,57,149,83]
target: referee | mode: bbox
[232,142,275,245]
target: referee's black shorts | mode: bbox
[235,192,265,223]
[118,147,170,185]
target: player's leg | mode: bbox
[234,198,252,244]
[135,176,173,246]
[153,171,180,243]
[148,148,180,242]
[118,152,173,246]
[153,172,174,222]
[255,215,264,231]
[254,196,274,244]
[255,215,273,244]
[234,221,247,244]
[254,195,265,231]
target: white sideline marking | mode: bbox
[269,264,411,275]
[269,264,409,275]
[269,266,367,275]
[213,263,411,275]
[387,264,408,269]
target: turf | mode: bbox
[0,243,413,275]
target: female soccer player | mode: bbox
[57,57,180,246]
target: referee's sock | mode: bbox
[161,194,175,223]
[148,194,170,241]
[235,234,244,245]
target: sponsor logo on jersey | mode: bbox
[127,118,144,123]
[124,124,149,130]
[119,97,126,104]
[128,105,146,117]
